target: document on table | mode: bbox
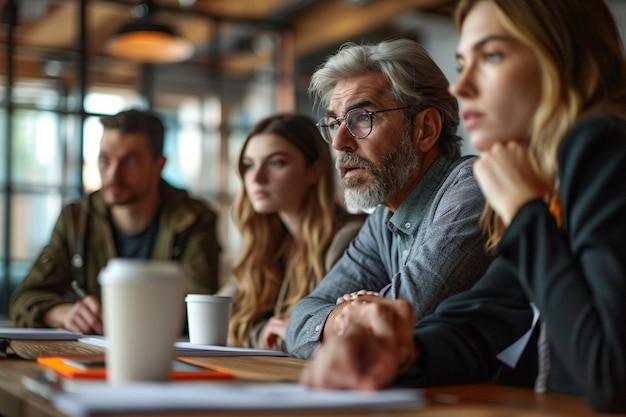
[79,337,288,357]
[174,341,288,357]
[0,328,83,340]
[49,381,424,416]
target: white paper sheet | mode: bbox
[51,381,424,417]
[78,337,288,357]
[0,327,82,340]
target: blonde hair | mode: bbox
[229,113,341,346]
[455,0,626,248]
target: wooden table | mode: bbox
[0,340,621,417]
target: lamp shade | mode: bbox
[106,19,195,63]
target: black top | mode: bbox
[410,113,626,413]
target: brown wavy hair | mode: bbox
[229,113,342,346]
[455,0,626,249]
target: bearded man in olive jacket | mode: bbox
[9,109,221,334]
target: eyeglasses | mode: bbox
[316,106,411,144]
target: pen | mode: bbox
[71,280,88,300]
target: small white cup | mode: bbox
[185,294,232,346]
[99,259,186,384]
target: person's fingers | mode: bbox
[334,306,352,336]
[302,327,372,389]
[336,290,381,305]
[82,296,102,315]
[72,301,103,334]
[335,296,393,339]
[371,300,415,368]
[303,330,355,388]
[65,305,92,334]
[346,299,415,368]
[265,333,277,349]
[354,341,401,390]
[63,317,83,334]
[271,323,287,341]
[389,300,416,367]
[302,325,400,390]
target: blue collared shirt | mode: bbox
[387,152,456,268]
[286,153,495,359]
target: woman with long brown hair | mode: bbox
[220,113,364,352]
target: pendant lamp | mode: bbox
[105,1,195,63]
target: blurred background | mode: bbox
[0,0,624,316]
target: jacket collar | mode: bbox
[87,179,198,233]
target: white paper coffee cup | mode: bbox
[99,259,186,384]
[185,294,232,346]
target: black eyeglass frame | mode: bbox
[316,106,412,144]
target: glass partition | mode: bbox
[0,0,288,315]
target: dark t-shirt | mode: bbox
[112,216,160,259]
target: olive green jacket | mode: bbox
[9,180,221,328]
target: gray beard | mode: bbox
[338,132,422,210]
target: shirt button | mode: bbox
[314,325,321,332]
[402,250,408,257]
[404,222,411,229]
[71,254,84,268]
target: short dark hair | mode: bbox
[99,109,165,157]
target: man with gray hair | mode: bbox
[286,39,493,362]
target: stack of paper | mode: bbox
[0,328,83,340]
[78,337,288,357]
[174,341,288,357]
[50,381,424,416]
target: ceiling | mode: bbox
[1,0,458,90]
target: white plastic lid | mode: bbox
[98,259,182,285]
[185,294,231,303]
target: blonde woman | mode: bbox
[220,113,364,352]
[301,0,626,412]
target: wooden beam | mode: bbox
[193,0,296,19]
[2,0,456,88]
[292,0,454,55]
